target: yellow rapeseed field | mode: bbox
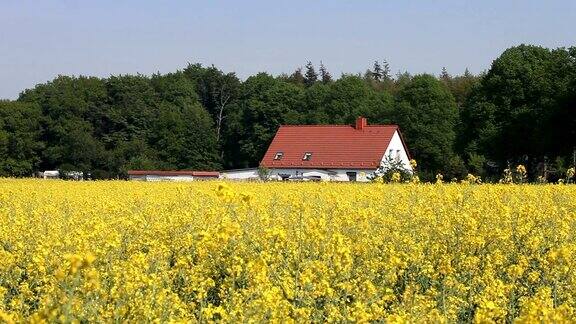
[0,179,575,322]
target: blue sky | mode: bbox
[1,0,575,99]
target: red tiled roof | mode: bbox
[128,170,220,177]
[260,119,402,170]
[192,171,221,177]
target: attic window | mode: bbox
[302,152,312,161]
[274,152,284,160]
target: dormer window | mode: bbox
[302,152,312,161]
[274,152,284,160]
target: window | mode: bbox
[274,152,284,160]
[346,172,357,182]
[395,150,401,161]
[302,152,312,161]
[388,149,393,157]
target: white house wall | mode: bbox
[221,168,260,180]
[150,175,195,181]
[381,130,412,172]
[329,169,373,182]
[268,168,373,182]
[129,175,195,182]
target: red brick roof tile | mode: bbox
[128,170,220,177]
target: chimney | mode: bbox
[355,117,367,130]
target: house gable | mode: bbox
[380,130,413,172]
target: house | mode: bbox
[259,117,412,182]
[127,170,220,181]
[41,170,84,180]
[42,170,60,179]
[220,168,261,181]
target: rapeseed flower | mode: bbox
[0,179,575,322]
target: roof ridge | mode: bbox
[279,124,398,128]
[280,125,351,127]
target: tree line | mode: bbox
[0,44,574,181]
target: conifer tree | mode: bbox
[304,61,318,87]
[382,60,392,81]
[372,61,383,81]
[289,67,305,86]
[440,67,450,82]
[319,61,332,84]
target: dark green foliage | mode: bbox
[233,73,304,168]
[0,101,44,176]
[319,62,332,84]
[19,75,109,172]
[182,64,241,143]
[1,44,574,181]
[304,61,318,87]
[459,45,576,179]
[150,101,220,170]
[287,67,306,87]
[439,67,481,108]
[372,61,383,81]
[394,74,459,179]
[365,60,395,93]
[15,73,219,178]
[325,75,394,125]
